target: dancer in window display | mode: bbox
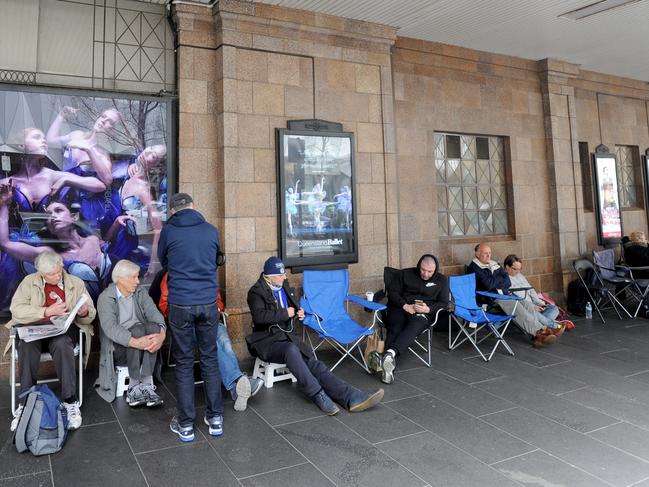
[47,106,120,228]
[333,185,352,229]
[0,190,130,301]
[285,180,300,237]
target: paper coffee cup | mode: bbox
[366,291,374,302]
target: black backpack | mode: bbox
[567,278,589,316]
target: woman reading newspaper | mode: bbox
[5,251,95,433]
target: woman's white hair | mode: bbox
[35,251,63,274]
[111,259,141,283]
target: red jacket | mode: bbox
[159,272,224,318]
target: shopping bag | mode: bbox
[364,326,385,371]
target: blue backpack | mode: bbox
[14,384,68,456]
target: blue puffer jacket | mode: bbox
[158,208,220,306]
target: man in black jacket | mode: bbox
[382,254,448,384]
[247,257,383,416]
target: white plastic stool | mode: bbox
[252,358,297,388]
[115,366,130,398]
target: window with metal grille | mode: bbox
[435,132,510,237]
[615,145,643,209]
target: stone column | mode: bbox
[538,58,584,299]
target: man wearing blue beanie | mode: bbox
[246,256,384,415]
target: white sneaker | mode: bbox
[10,404,24,432]
[64,401,82,430]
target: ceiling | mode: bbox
[259,0,649,82]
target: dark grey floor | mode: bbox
[4,313,649,486]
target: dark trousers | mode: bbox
[18,326,77,401]
[113,322,161,381]
[168,302,222,427]
[386,307,435,356]
[267,340,355,407]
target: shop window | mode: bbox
[615,145,643,209]
[435,132,510,237]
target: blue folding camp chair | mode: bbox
[448,273,521,362]
[300,269,386,372]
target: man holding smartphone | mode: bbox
[381,254,449,384]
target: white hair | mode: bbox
[34,251,63,274]
[111,260,141,283]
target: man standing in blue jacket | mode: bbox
[158,192,223,442]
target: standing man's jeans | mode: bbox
[216,322,243,392]
[168,301,223,427]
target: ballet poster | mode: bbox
[277,123,358,268]
[0,86,174,313]
[593,147,623,245]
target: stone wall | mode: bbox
[173,0,398,355]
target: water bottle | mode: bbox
[585,302,592,319]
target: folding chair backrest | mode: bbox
[302,270,350,320]
[382,267,401,300]
[449,273,480,320]
[593,249,616,280]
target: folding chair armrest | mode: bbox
[453,303,483,312]
[625,265,649,271]
[477,290,521,301]
[346,294,387,311]
[509,287,532,292]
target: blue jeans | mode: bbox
[536,304,560,328]
[168,302,223,427]
[217,322,243,392]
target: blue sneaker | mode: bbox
[204,415,223,436]
[312,390,339,415]
[170,416,194,442]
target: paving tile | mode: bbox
[196,407,302,478]
[249,382,327,426]
[78,383,118,426]
[335,403,424,444]
[561,386,649,430]
[588,421,649,461]
[0,472,52,487]
[476,377,618,433]
[387,396,534,464]
[466,353,586,394]
[481,406,649,486]
[547,359,649,404]
[399,368,515,417]
[325,361,426,404]
[493,450,610,487]
[240,463,335,487]
[424,350,504,384]
[111,384,202,453]
[137,441,239,487]
[277,416,425,487]
[50,422,146,486]
[0,410,50,480]
[376,430,519,487]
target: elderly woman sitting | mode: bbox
[96,259,166,407]
[7,251,95,432]
[503,254,571,331]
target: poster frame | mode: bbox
[276,122,358,270]
[592,144,623,246]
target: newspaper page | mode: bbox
[16,295,88,342]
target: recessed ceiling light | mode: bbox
[559,0,642,19]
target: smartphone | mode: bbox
[414,299,424,304]
[126,219,137,237]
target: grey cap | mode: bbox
[169,192,193,211]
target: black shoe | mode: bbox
[312,390,339,415]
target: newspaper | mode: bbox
[16,295,88,343]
